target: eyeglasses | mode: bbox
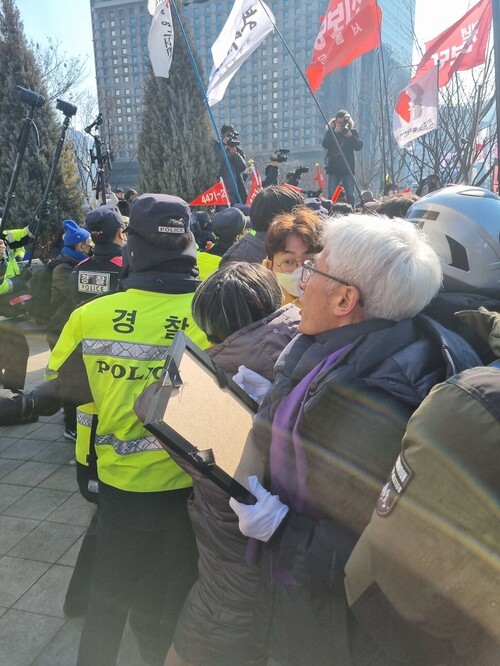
[301,259,351,286]
[273,258,314,274]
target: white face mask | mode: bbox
[275,266,303,298]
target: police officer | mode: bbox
[0,210,37,391]
[43,194,208,665]
[73,204,126,303]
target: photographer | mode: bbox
[213,123,247,205]
[263,148,290,187]
[286,166,309,189]
[322,109,362,207]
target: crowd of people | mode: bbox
[0,143,498,666]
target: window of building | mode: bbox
[111,30,116,37]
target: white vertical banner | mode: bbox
[393,66,439,149]
[207,0,275,106]
[148,0,174,79]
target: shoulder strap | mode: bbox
[86,413,99,495]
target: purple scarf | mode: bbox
[270,344,353,517]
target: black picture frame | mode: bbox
[143,332,259,503]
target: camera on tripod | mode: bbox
[56,99,77,118]
[271,148,290,164]
[286,166,309,188]
[15,86,45,109]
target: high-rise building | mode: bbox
[90,0,415,191]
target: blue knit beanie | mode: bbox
[63,219,91,247]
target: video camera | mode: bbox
[226,130,240,148]
[271,148,290,164]
[286,166,309,187]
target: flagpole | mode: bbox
[488,0,500,192]
[375,9,397,192]
[255,0,363,204]
[170,0,242,203]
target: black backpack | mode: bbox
[27,259,61,325]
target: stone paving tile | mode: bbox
[0,556,50,607]
[24,423,66,441]
[0,483,29,512]
[0,461,60,487]
[13,563,74,618]
[0,515,39,554]
[47,493,95,528]
[0,609,64,666]
[0,420,46,439]
[9,522,85,564]
[38,465,78,492]
[0,458,23,480]
[57,533,84,567]
[3,487,72,520]
[31,617,84,666]
[0,438,52,461]
[0,437,18,453]
[31,441,75,465]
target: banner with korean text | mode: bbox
[306,0,382,93]
[412,0,492,87]
[148,0,174,79]
[393,66,439,148]
[206,0,275,106]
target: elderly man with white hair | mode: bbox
[230,214,481,666]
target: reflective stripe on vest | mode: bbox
[77,409,94,428]
[82,339,170,361]
[96,433,163,456]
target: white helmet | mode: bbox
[407,185,500,294]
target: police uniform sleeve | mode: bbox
[45,307,84,381]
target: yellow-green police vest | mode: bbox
[0,228,26,296]
[46,288,209,493]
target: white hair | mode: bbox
[322,214,442,321]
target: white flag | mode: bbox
[207,0,275,106]
[148,0,174,79]
[393,66,439,149]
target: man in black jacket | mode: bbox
[73,204,126,303]
[322,109,363,207]
[213,123,247,205]
[229,214,480,666]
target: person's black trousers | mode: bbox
[76,486,198,666]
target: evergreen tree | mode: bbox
[138,0,217,202]
[0,0,84,244]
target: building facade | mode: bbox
[90,0,415,192]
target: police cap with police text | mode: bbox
[85,204,124,243]
[128,193,191,237]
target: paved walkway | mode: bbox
[0,323,147,666]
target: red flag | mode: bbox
[332,186,344,202]
[306,0,382,93]
[313,163,325,189]
[246,168,263,206]
[413,0,492,88]
[189,180,229,207]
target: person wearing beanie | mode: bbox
[220,185,304,266]
[71,204,127,304]
[5,193,209,666]
[206,207,246,258]
[45,220,92,441]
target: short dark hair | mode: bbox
[375,194,419,219]
[250,185,304,233]
[221,123,234,136]
[125,188,138,202]
[191,262,282,344]
[265,206,324,259]
[330,202,354,217]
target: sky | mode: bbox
[14,0,476,96]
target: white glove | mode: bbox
[229,475,289,542]
[232,365,271,404]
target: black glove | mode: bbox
[0,391,35,426]
[38,201,50,219]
